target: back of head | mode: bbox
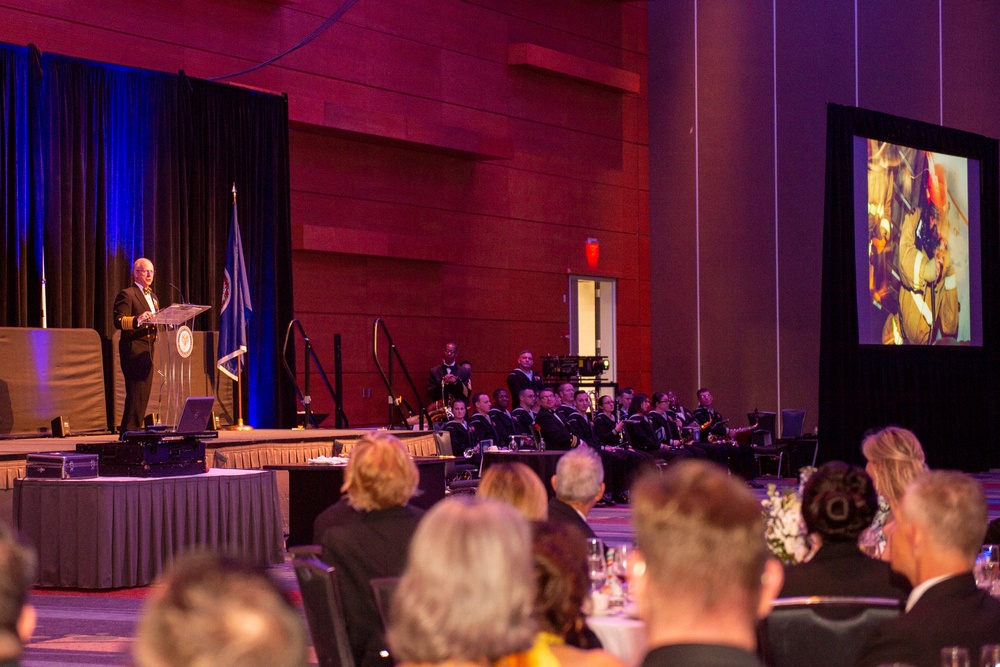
[134,551,307,667]
[861,426,928,507]
[388,498,536,664]
[902,470,987,563]
[0,525,35,658]
[343,432,419,511]
[532,521,589,638]
[632,460,767,619]
[554,447,604,504]
[801,462,878,542]
[479,462,548,521]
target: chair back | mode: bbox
[748,411,776,437]
[759,596,901,667]
[293,557,357,667]
[370,576,401,627]
[780,409,807,438]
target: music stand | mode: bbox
[148,304,211,427]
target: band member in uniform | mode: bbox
[693,388,757,481]
[555,382,577,421]
[511,388,538,439]
[489,388,515,445]
[652,392,727,465]
[427,342,471,404]
[441,400,473,459]
[665,390,697,428]
[625,394,690,464]
[114,257,159,432]
[594,395,627,448]
[535,388,578,451]
[468,392,499,450]
[506,350,544,408]
[615,387,634,422]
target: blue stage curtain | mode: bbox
[818,104,1000,472]
[0,42,295,429]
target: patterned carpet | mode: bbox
[19,472,1000,666]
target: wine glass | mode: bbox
[981,645,1000,667]
[611,544,634,602]
[975,545,999,590]
[586,538,607,593]
[941,646,970,667]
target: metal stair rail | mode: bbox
[281,319,349,428]
[372,317,428,430]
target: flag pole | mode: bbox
[229,183,253,431]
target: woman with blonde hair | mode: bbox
[388,497,538,667]
[478,462,548,522]
[860,425,928,559]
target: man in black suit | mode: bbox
[858,470,1000,667]
[427,342,471,405]
[547,446,604,541]
[113,257,159,432]
[313,433,424,667]
[632,460,784,667]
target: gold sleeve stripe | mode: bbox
[122,315,134,330]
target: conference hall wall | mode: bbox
[649,1,1000,467]
[0,1,650,427]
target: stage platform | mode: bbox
[0,427,440,533]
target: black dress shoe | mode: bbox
[612,492,630,505]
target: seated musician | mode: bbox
[587,393,654,504]
[468,392,499,452]
[441,400,473,458]
[511,388,538,438]
[624,393,689,464]
[535,389,578,451]
[489,388,515,445]
[692,387,757,481]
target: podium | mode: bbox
[148,304,211,427]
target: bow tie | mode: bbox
[143,288,152,295]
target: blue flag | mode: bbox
[218,200,252,381]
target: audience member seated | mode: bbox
[860,425,928,560]
[479,462,549,521]
[548,447,605,541]
[531,521,626,667]
[858,471,1000,667]
[631,460,784,667]
[387,498,537,667]
[312,432,424,667]
[0,525,36,667]
[133,551,307,667]
[779,461,910,601]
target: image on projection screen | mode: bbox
[856,137,982,346]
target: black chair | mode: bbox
[369,576,400,627]
[748,410,785,478]
[758,596,901,667]
[433,431,479,494]
[778,408,818,474]
[292,555,356,667]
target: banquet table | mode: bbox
[482,450,565,497]
[587,613,647,667]
[14,468,284,589]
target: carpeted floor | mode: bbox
[20,472,1000,666]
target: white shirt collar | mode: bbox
[905,573,956,612]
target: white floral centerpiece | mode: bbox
[761,466,816,564]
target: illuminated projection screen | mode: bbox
[854,138,983,345]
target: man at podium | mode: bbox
[114,258,158,432]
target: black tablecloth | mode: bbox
[482,450,565,498]
[14,468,284,589]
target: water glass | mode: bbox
[612,544,634,601]
[981,644,1000,667]
[941,646,970,667]
[587,538,607,592]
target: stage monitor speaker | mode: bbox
[51,416,71,438]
